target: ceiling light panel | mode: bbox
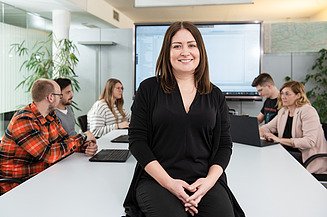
[134,0,253,7]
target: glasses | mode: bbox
[52,93,63,99]
[115,87,124,91]
[280,92,295,97]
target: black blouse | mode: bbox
[282,115,293,139]
[129,77,232,183]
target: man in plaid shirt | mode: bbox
[0,79,98,194]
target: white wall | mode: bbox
[227,52,318,116]
[70,28,318,120]
[70,28,133,119]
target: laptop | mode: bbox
[110,134,129,143]
[89,149,131,162]
[230,115,278,147]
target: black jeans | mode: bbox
[136,178,235,217]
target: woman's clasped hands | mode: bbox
[166,177,216,216]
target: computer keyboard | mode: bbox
[89,149,130,162]
[111,134,129,143]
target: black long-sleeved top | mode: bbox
[129,77,232,183]
[124,77,245,217]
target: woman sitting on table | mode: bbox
[260,81,327,174]
[124,21,244,217]
[87,78,130,138]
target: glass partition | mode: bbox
[0,1,51,136]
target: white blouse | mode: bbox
[87,100,129,138]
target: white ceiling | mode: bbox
[2,0,327,29]
[1,0,115,28]
[1,0,81,12]
[133,0,253,7]
[105,0,327,23]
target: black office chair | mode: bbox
[1,110,17,132]
[0,178,24,184]
[228,108,237,115]
[77,115,88,132]
[303,123,327,188]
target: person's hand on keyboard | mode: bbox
[263,132,279,143]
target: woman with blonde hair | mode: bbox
[260,81,327,174]
[87,78,129,138]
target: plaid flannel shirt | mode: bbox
[0,102,84,194]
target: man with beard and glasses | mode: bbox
[0,79,98,195]
[54,78,77,136]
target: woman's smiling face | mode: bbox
[170,28,200,75]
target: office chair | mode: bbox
[228,108,237,115]
[77,115,88,132]
[1,110,17,131]
[303,123,327,188]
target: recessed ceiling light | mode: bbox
[134,0,253,7]
[81,23,100,28]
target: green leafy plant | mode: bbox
[53,38,80,92]
[284,76,291,82]
[10,33,80,92]
[304,48,327,123]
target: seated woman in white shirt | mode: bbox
[87,78,130,138]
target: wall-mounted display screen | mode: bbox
[135,22,262,100]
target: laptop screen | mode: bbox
[230,115,277,147]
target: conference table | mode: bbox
[0,130,326,217]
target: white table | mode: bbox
[0,130,132,217]
[0,130,326,217]
[226,143,327,217]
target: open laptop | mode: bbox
[110,134,129,143]
[89,149,131,162]
[230,115,278,147]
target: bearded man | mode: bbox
[54,78,77,136]
[0,79,97,194]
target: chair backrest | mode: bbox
[322,123,327,140]
[303,122,327,167]
[77,115,88,132]
[228,108,237,115]
[1,110,17,131]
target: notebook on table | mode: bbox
[110,134,129,143]
[89,149,131,162]
[230,115,278,147]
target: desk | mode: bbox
[226,144,327,217]
[0,130,326,217]
[0,130,132,217]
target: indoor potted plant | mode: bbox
[304,48,327,123]
[10,33,80,92]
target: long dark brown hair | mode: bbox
[99,78,126,122]
[156,21,212,94]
